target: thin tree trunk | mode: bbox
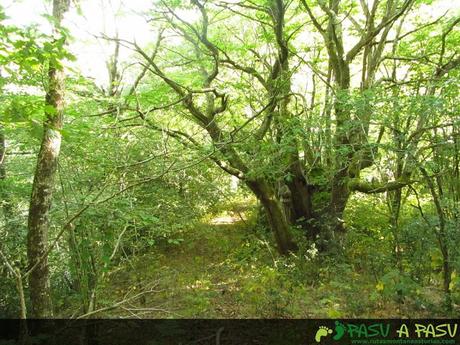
[0,125,13,225]
[0,125,5,182]
[27,0,70,318]
[419,165,452,310]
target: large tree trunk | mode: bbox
[27,0,69,318]
[247,179,298,255]
[330,169,351,230]
[329,67,353,235]
[285,159,318,239]
[266,0,318,239]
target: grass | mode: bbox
[97,204,451,318]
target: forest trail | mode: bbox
[102,206,442,318]
[106,210,255,318]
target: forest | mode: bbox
[0,0,459,319]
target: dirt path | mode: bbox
[106,215,250,317]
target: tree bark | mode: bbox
[330,81,353,234]
[285,160,318,239]
[247,179,298,255]
[268,0,317,238]
[27,0,69,318]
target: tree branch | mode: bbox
[349,178,414,193]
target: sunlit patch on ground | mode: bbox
[209,215,240,224]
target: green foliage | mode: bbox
[1,0,460,318]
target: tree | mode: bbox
[110,0,439,254]
[119,0,301,254]
[27,0,70,318]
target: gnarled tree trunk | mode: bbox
[247,179,298,255]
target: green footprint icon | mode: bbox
[333,321,346,341]
[315,326,333,343]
